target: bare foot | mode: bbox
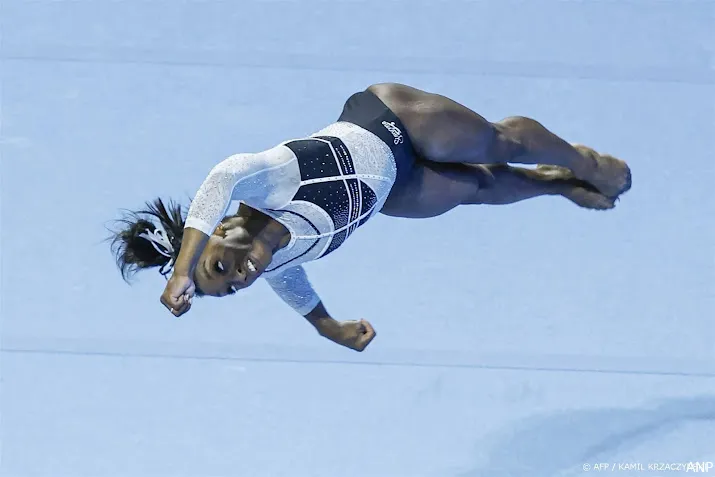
[537,165,616,210]
[572,144,632,199]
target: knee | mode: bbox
[497,115,545,131]
[495,116,553,144]
[487,116,538,161]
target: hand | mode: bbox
[160,273,195,317]
[332,319,376,352]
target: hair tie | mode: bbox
[138,227,176,279]
[138,227,174,258]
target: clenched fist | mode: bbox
[331,319,376,352]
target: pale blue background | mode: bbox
[1,1,714,476]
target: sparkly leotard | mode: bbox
[184,90,415,315]
[185,122,398,314]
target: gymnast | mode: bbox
[111,83,631,351]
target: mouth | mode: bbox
[246,258,258,273]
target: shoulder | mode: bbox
[259,143,299,164]
[215,145,297,175]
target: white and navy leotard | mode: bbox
[184,90,415,315]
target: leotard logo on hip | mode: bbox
[381,121,404,145]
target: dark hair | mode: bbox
[109,198,186,282]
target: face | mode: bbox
[193,216,276,297]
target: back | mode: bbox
[259,121,398,276]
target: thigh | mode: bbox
[380,160,493,219]
[368,83,503,164]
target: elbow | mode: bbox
[203,153,264,194]
[207,155,239,179]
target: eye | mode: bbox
[214,261,225,273]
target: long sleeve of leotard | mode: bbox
[184,145,301,236]
[264,265,321,316]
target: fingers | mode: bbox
[159,275,196,317]
[354,319,376,351]
[186,281,196,298]
[160,292,193,317]
[172,296,192,317]
[359,319,374,335]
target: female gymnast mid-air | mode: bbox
[111,83,631,352]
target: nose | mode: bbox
[213,255,241,281]
[233,269,247,283]
[231,258,249,283]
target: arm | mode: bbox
[161,149,299,315]
[177,150,296,275]
[264,266,376,351]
